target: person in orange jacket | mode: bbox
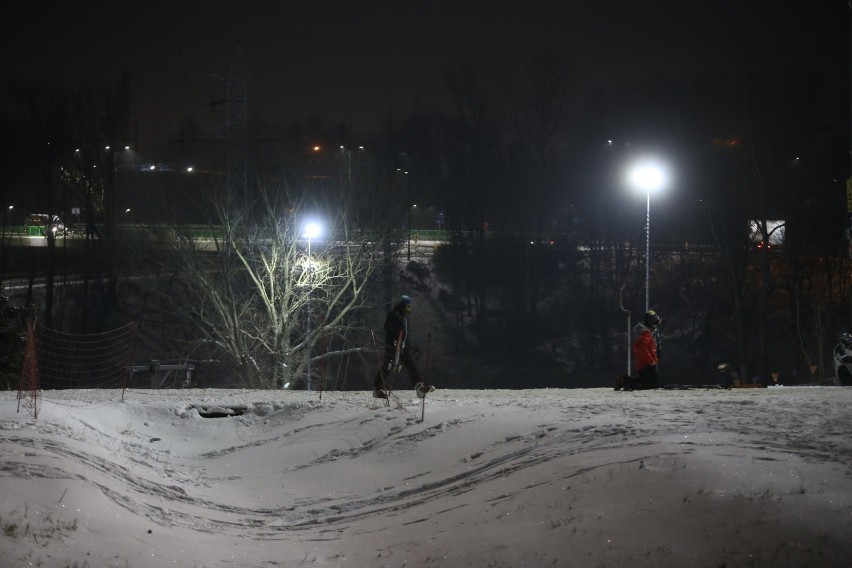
[632,310,662,389]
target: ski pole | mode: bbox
[620,285,631,377]
[420,333,432,423]
[318,318,326,400]
[370,330,390,407]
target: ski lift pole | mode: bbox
[620,285,631,376]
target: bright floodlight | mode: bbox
[303,222,322,240]
[627,158,669,314]
[629,161,668,193]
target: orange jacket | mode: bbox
[633,324,658,370]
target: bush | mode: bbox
[0,296,29,390]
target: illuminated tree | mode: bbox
[154,184,390,389]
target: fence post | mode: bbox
[149,360,160,389]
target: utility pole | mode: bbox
[208,46,249,210]
[227,46,248,208]
[848,1,852,329]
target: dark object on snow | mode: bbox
[717,363,735,388]
[614,374,645,391]
[834,332,852,386]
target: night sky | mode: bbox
[2,1,847,157]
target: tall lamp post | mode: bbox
[302,221,322,391]
[407,171,412,261]
[397,168,412,260]
[0,205,13,288]
[629,160,668,313]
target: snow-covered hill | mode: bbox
[2,387,851,567]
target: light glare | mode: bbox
[303,222,322,240]
[629,161,668,192]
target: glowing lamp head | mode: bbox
[303,222,322,240]
[629,161,668,194]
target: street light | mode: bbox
[405,170,412,260]
[628,160,668,313]
[302,221,322,391]
[303,221,321,253]
[1,205,13,288]
[107,144,134,238]
[395,168,413,259]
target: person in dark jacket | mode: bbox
[374,295,434,398]
[632,310,662,390]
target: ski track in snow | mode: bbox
[5,393,655,535]
[3,387,852,566]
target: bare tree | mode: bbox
[505,47,574,344]
[154,183,390,389]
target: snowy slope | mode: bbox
[2,387,852,567]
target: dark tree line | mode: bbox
[2,42,849,388]
[382,51,849,387]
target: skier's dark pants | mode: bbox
[637,364,659,390]
[374,345,422,391]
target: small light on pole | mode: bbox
[628,160,668,313]
[302,221,322,391]
[303,222,321,255]
[405,170,412,260]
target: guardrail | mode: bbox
[128,360,195,389]
[1,224,454,242]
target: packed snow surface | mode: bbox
[2,387,852,567]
